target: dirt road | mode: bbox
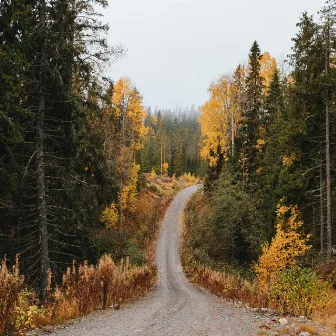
[48,185,259,335]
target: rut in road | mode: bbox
[47,185,260,336]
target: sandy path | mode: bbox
[46,185,259,336]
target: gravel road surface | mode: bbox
[46,185,260,336]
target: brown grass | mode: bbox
[1,255,156,334]
[49,255,156,323]
[313,292,336,332]
[0,256,24,334]
[296,324,320,335]
[184,262,268,308]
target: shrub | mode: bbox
[148,183,163,195]
[124,243,146,266]
[12,289,49,331]
[255,204,311,289]
[270,267,331,317]
[182,192,333,320]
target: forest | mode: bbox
[1,0,336,334]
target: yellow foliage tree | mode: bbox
[150,168,157,179]
[112,77,148,153]
[101,202,119,229]
[100,78,147,237]
[255,204,311,289]
[182,172,197,183]
[199,75,242,166]
[120,164,140,215]
[282,152,297,167]
[162,162,169,176]
[259,52,278,93]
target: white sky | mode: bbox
[102,0,324,109]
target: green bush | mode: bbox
[270,267,331,317]
[212,178,263,264]
[124,242,146,266]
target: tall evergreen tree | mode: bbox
[242,41,264,177]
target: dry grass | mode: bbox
[183,261,336,333]
[49,255,156,323]
[296,324,320,335]
[314,259,336,332]
[0,256,24,334]
[313,292,336,332]
[1,255,156,334]
[184,262,268,308]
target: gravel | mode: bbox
[43,185,260,336]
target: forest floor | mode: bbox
[29,185,332,336]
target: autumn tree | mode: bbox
[259,52,278,93]
[102,78,147,240]
[200,75,242,167]
[255,204,311,289]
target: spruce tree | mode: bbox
[242,41,264,176]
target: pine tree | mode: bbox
[0,0,31,208]
[242,41,264,176]
[289,12,328,257]
[319,1,336,258]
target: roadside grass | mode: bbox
[313,294,336,331]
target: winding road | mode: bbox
[48,186,259,335]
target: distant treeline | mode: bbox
[140,107,206,177]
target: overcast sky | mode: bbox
[102,0,324,110]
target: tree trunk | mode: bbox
[119,189,123,245]
[325,24,332,258]
[160,137,163,175]
[231,111,235,156]
[320,151,324,259]
[36,0,49,302]
[163,141,166,165]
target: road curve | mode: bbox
[47,185,259,336]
